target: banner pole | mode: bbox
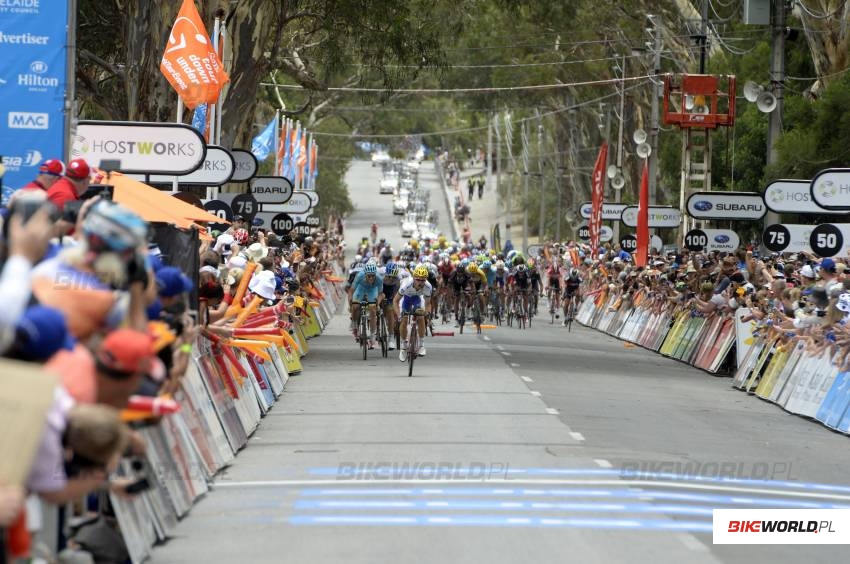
[274,110,281,175]
[215,9,226,146]
[173,98,183,192]
[64,0,78,162]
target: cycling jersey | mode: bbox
[381,271,401,302]
[448,270,471,293]
[492,269,508,288]
[398,277,433,312]
[352,271,384,302]
[468,271,488,291]
[564,277,582,295]
[512,270,531,290]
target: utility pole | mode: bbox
[555,147,563,242]
[764,0,786,230]
[487,112,494,225]
[614,53,626,242]
[648,15,662,205]
[496,115,505,241]
[699,0,709,73]
[522,121,529,252]
[537,116,545,243]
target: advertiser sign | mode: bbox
[250,176,293,204]
[810,169,850,210]
[0,1,69,203]
[764,179,844,215]
[71,121,206,175]
[686,191,766,220]
[620,206,682,228]
[230,148,258,182]
[130,145,234,186]
[761,224,814,254]
[685,228,740,252]
[579,202,628,221]
[260,192,312,215]
[300,189,319,207]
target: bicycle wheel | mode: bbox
[407,323,418,377]
[379,315,388,358]
[458,298,466,334]
[473,300,482,334]
[360,316,368,360]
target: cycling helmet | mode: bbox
[495,260,505,270]
[385,262,398,276]
[506,250,517,261]
[516,264,528,273]
[408,260,417,271]
[459,258,470,269]
[413,265,429,278]
[466,263,480,275]
[364,262,378,275]
[569,269,579,279]
[234,228,249,245]
[527,258,536,268]
[83,201,147,254]
[410,239,419,249]
[481,260,492,270]
[426,262,438,274]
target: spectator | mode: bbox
[46,158,91,211]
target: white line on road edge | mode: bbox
[530,391,542,397]
[594,459,613,468]
[483,336,491,341]
[569,432,586,442]
[520,376,533,382]
[511,363,520,367]
[501,351,512,356]
[212,479,850,502]
[496,345,504,351]
[546,408,559,415]
[678,535,708,552]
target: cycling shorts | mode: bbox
[548,278,561,291]
[401,294,424,313]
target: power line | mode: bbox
[349,53,646,70]
[260,74,652,94]
[310,80,649,138]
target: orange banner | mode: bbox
[160,0,229,109]
[635,161,650,268]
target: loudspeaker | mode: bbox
[756,91,777,113]
[743,81,763,103]
[636,142,652,159]
[606,164,619,179]
[611,173,625,189]
[633,129,647,144]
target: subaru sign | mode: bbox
[765,179,844,215]
[810,169,850,210]
[0,2,69,203]
[579,202,628,221]
[686,191,766,220]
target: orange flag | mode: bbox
[160,0,229,109]
[634,161,650,268]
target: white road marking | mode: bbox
[483,336,491,341]
[546,407,559,415]
[569,432,586,442]
[594,459,613,469]
[496,345,504,351]
[530,390,542,397]
[678,535,708,552]
[511,363,520,367]
[214,479,850,502]
[501,351,512,356]
[520,376,533,382]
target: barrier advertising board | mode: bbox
[686,191,766,220]
[0,3,69,203]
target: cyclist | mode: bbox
[380,262,401,350]
[510,263,533,320]
[563,268,583,325]
[546,257,565,317]
[528,258,542,316]
[465,262,488,323]
[424,260,440,319]
[395,265,433,360]
[448,259,471,324]
[370,222,378,244]
[379,243,394,265]
[351,261,383,349]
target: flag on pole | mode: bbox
[588,143,609,257]
[251,117,276,161]
[520,121,529,174]
[310,140,318,189]
[191,103,207,136]
[297,132,308,188]
[634,160,650,268]
[160,0,229,109]
[290,124,302,184]
[276,118,289,175]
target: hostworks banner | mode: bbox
[0,0,69,203]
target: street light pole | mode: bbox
[537,118,545,243]
[648,15,662,205]
[614,53,627,242]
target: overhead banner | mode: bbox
[620,206,681,228]
[811,169,850,210]
[686,191,766,220]
[0,2,69,202]
[130,145,235,186]
[579,202,628,221]
[72,121,206,175]
[764,179,844,215]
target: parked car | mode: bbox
[371,150,390,166]
[379,178,397,194]
[400,216,418,237]
[393,195,409,215]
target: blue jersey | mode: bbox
[353,270,384,291]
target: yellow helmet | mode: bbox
[410,239,419,249]
[438,235,446,243]
[450,253,459,261]
[413,265,429,278]
[466,263,480,275]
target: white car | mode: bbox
[393,196,409,215]
[371,151,390,166]
[400,218,418,237]
[379,178,397,194]
[405,160,420,172]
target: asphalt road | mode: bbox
[152,161,850,563]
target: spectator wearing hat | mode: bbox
[155,266,193,309]
[798,264,817,292]
[3,305,75,362]
[20,158,65,194]
[94,328,156,408]
[46,158,91,211]
[817,258,843,295]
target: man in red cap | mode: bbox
[46,158,90,211]
[21,158,65,193]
